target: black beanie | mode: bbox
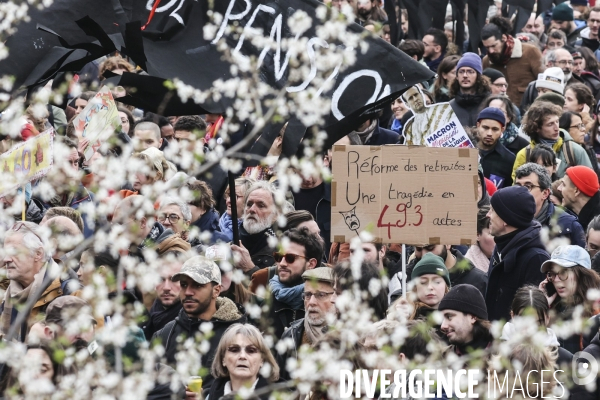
[482,68,504,84]
[438,284,488,320]
[490,185,536,229]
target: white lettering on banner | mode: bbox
[331,69,382,121]
[146,0,187,25]
[168,0,392,120]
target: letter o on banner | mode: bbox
[331,69,382,121]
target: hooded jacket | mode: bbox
[576,27,600,53]
[511,129,593,181]
[485,223,549,321]
[152,297,247,390]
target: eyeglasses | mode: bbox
[273,252,307,264]
[514,182,541,192]
[302,291,335,301]
[227,345,260,354]
[415,245,436,252]
[158,213,182,224]
[458,69,476,76]
[547,269,570,281]
[556,60,574,66]
[570,123,586,131]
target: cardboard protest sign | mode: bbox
[73,86,122,161]
[401,86,473,148]
[331,145,478,245]
[0,129,54,197]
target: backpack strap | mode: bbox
[267,265,277,281]
[563,140,576,167]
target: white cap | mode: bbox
[536,67,565,94]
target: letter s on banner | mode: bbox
[331,69,382,121]
[339,370,353,398]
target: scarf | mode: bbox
[499,35,515,65]
[539,138,558,146]
[534,200,551,225]
[0,263,47,339]
[269,276,304,309]
[500,122,519,146]
[239,225,276,256]
[304,317,328,345]
[348,119,377,145]
[390,118,402,134]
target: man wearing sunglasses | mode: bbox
[0,222,68,341]
[267,227,323,339]
[276,266,335,381]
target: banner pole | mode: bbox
[402,244,406,299]
[21,187,26,221]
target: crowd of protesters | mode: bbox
[4,0,600,399]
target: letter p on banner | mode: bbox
[572,352,599,386]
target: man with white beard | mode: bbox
[231,181,279,276]
[275,266,335,381]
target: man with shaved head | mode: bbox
[112,195,174,259]
[133,121,163,151]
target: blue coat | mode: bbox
[538,201,586,248]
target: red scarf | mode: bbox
[499,35,515,65]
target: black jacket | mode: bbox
[485,223,549,321]
[479,142,516,188]
[570,331,600,400]
[575,191,600,231]
[276,318,304,382]
[316,183,331,258]
[268,292,304,340]
[206,375,271,400]
[239,225,277,276]
[190,208,230,244]
[450,91,490,128]
[152,298,247,391]
[450,249,488,296]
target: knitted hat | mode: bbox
[536,67,565,94]
[438,284,488,320]
[411,253,451,288]
[566,166,600,197]
[552,3,574,22]
[477,107,506,127]
[482,68,505,83]
[534,92,565,108]
[457,53,483,75]
[490,186,536,229]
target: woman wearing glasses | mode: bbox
[207,323,279,400]
[539,245,600,353]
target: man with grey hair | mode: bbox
[0,222,66,341]
[515,162,585,247]
[133,121,163,151]
[231,181,279,275]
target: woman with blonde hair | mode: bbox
[208,323,279,400]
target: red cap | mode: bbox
[566,166,599,197]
